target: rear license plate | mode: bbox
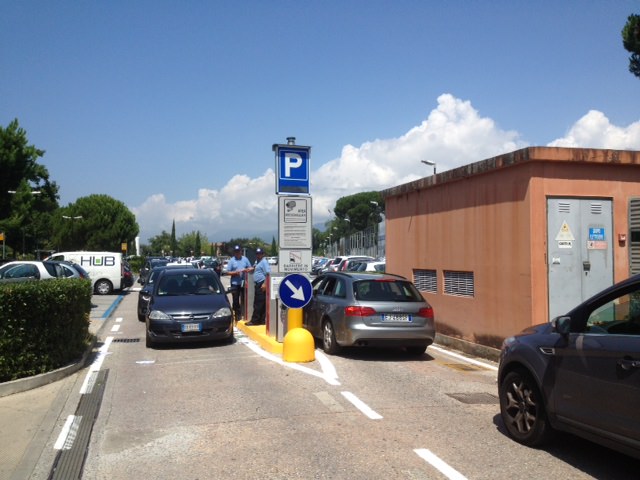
[181,323,202,333]
[382,314,412,322]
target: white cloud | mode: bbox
[548,110,640,149]
[132,94,640,245]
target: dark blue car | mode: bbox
[498,273,640,459]
[145,268,233,348]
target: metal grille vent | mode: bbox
[112,338,141,343]
[630,199,640,276]
[444,271,474,297]
[413,269,437,293]
[591,202,603,215]
[558,202,571,213]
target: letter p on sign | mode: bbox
[285,153,303,177]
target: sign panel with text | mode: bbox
[279,196,312,249]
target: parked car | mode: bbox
[303,271,435,355]
[139,257,170,285]
[202,258,222,276]
[312,257,330,275]
[336,256,375,272]
[145,268,233,347]
[122,263,134,288]
[0,260,65,284]
[497,273,640,460]
[53,260,91,280]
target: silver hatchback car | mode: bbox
[303,272,435,355]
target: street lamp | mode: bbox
[421,160,436,175]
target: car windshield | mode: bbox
[353,279,424,302]
[157,273,222,296]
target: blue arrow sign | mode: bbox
[278,273,313,309]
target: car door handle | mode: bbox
[617,358,640,371]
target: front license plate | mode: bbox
[382,314,412,322]
[181,323,202,333]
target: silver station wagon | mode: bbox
[303,272,436,355]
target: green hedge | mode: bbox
[0,279,92,383]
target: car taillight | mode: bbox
[345,306,376,316]
[418,307,434,319]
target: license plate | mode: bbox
[181,323,202,332]
[382,314,412,322]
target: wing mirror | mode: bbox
[552,316,572,336]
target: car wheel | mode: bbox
[405,344,428,356]
[322,320,341,355]
[145,331,153,348]
[94,279,113,295]
[137,313,145,322]
[499,369,552,446]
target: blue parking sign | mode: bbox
[275,146,310,194]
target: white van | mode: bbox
[46,251,124,295]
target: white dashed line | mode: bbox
[414,449,468,480]
[341,391,383,419]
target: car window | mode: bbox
[332,279,346,298]
[354,280,424,302]
[586,290,640,335]
[3,264,39,279]
[320,278,337,296]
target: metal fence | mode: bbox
[325,221,385,259]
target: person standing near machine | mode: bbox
[226,245,251,321]
[246,248,271,326]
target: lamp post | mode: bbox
[62,215,83,249]
[421,160,436,175]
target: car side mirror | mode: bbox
[552,316,571,336]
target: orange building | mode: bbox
[382,146,640,352]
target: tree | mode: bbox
[144,230,172,256]
[332,191,384,238]
[0,119,60,257]
[270,236,277,256]
[170,220,177,256]
[622,14,640,78]
[52,194,139,251]
[177,231,209,257]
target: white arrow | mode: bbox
[285,279,306,301]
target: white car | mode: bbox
[0,261,65,283]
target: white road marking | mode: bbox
[115,317,123,322]
[429,345,498,372]
[110,324,121,332]
[80,337,113,394]
[341,391,383,419]
[314,350,339,384]
[136,360,156,365]
[414,449,468,480]
[54,415,82,450]
[237,335,341,385]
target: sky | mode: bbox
[2,1,640,246]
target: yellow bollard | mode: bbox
[283,328,315,363]
[287,307,303,330]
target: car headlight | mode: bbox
[149,310,171,320]
[212,307,232,319]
